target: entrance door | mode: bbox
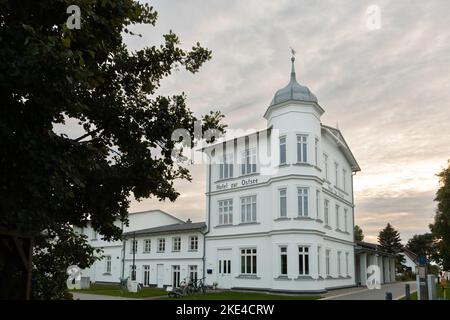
[217,249,232,289]
[143,265,150,286]
[156,264,164,288]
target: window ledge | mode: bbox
[214,224,234,228]
[240,172,260,178]
[188,249,199,252]
[324,225,332,230]
[293,216,314,221]
[172,250,180,253]
[143,252,150,254]
[274,276,292,281]
[313,165,322,172]
[236,275,260,279]
[317,276,324,281]
[315,219,323,223]
[278,163,290,168]
[274,217,291,221]
[157,251,165,253]
[102,273,112,276]
[326,276,339,280]
[295,275,313,281]
[238,222,260,226]
[293,162,313,167]
[215,177,235,183]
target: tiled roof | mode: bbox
[123,222,206,237]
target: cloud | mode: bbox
[58,1,450,243]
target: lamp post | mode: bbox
[132,231,136,281]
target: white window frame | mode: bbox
[280,246,288,276]
[345,252,349,276]
[279,136,287,165]
[314,138,319,166]
[172,237,181,252]
[316,190,320,219]
[189,235,198,251]
[240,195,257,223]
[189,265,198,282]
[296,134,308,163]
[317,246,322,277]
[342,168,347,191]
[298,246,310,275]
[337,251,342,276]
[240,248,257,275]
[323,153,329,180]
[157,238,165,253]
[279,188,287,218]
[334,162,339,187]
[335,204,340,230]
[143,265,150,286]
[219,153,234,180]
[325,249,331,276]
[324,199,329,226]
[143,239,151,253]
[241,148,257,175]
[218,199,233,225]
[297,187,309,217]
[105,255,111,273]
[344,208,348,232]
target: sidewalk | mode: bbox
[321,281,416,300]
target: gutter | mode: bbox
[202,160,212,282]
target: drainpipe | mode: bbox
[121,221,125,280]
[202,159,212,283]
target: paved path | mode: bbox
[71,292,142,300]
[321,281,416,300]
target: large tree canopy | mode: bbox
[406,233,438,264]
[430,161,450,271]
[0,0,225,298]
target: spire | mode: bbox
[290,47,296,81]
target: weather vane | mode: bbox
[290,47,296,58]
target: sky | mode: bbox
[62,1,450,244]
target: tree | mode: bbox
[354,225,364,241]
[0,0,225,299]
[406,233,438,264]
[378,223,406,273]
[430,161,450,271]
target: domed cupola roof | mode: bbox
[270,56,318,106]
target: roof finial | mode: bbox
[289,47,296,80]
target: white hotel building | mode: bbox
[79,57,396,293]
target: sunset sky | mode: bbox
[62,1,450,244]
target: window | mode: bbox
[279,188,287,218]
[240,248,257,275]
[105,255,111,273]
[345,252,349,276]
[189,265,198,283]
[344,208,348,232]
[172,265,180,287]
[241,148,257,175]
[143,239,151,253]
[316,190,320,219]
[335,162,339,186]
[280,246,288,276]
[325,249,331,276]
[172,237,181,252]
[342,168,347,191]
[317,246,322,276]
[189,235,198,251]
[219,259,231,274]
[324,199,329,226]
[337,251,342,276]
[298,246,310,275]
[218,199,233,225]
[335,204,340,230]
[297,187,309,217]
[296,135,308,163]
[219,154,234,180]
[323,154,329,179]
[279,136,286,165]
[315,138,319,166]
[240,195,257,223]
[143,265,150,286]
[130,240,137,254]
[158,238,165,252]
[92,229,98,240]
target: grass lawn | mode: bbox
[401,283,449,300]
[164,291,321,300]
[70,283,167,299]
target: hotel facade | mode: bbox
[79,57,396,293]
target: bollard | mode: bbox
[405,284,410,300]
[385,292,392,300]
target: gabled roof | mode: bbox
[402,247,418,263]
[321,124,361,172]
[123,221,206,237]
[129,209,185,223]
[355,241,395,257]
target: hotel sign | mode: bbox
[216,177,258,191]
